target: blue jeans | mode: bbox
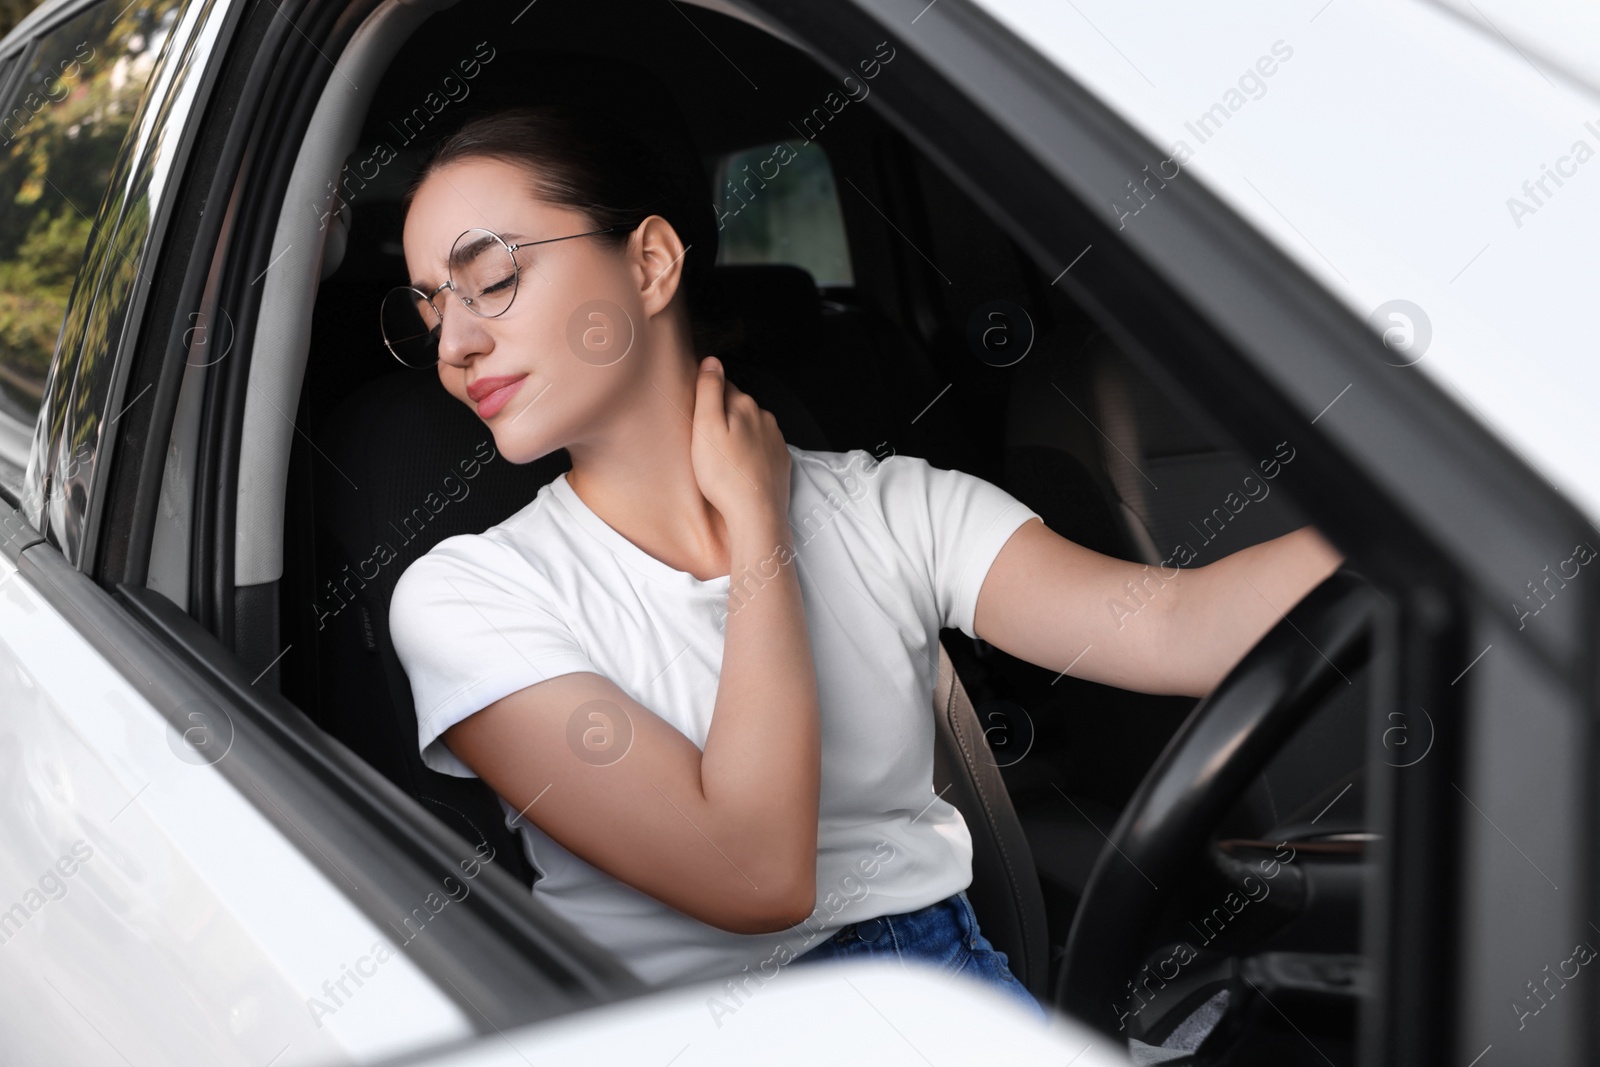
[789,889,1047,1021]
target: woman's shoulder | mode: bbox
[786,441,904,483]
[787,442,930,509]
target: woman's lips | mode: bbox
[475,376,526,419]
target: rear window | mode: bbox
[0,0,182,499]
[712,141,852,286]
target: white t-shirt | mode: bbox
[388,444,1041,987]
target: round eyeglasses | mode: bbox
[380,224,624,368]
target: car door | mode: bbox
[0,0,646,1063]
[0,1,485,1063]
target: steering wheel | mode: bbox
[1055,569,1377,1054]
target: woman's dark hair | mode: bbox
[402,102,743,360]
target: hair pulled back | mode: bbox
[403,102,742,360]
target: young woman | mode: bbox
[385,103,1343,1019]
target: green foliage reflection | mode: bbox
[0,0,180,465]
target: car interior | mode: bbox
[136,0,1376,1058]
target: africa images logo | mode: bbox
[1112,40,1294,231]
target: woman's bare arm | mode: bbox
[972,519,1344,699]
[440,359,822,934]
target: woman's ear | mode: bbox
[633,214,688,318]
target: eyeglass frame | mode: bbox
[382,223,628,367]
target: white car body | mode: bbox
[976,0,1600,521]
[2,0,1592,1064]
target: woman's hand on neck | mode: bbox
[565,345,768,583]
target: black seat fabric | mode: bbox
[312,367,564,885]
[713,264,980,472]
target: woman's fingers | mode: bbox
[695,355,728,432]
[690,355,790,528]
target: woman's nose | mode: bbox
[436,287,489,367]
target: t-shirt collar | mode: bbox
[550,471,734,595]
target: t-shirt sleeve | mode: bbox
[388,535,600,778]
[858,451,1041,639]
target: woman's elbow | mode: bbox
[713,870,817,934]
[772,872,819,930]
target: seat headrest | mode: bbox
[711,263,823,375]
[714,263,822,317]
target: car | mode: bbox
[0,0,1593,1064]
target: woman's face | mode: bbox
[402,156,668,464]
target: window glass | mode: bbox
[0,1,181,501]
[712,142,853,286]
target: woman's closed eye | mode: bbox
[478,273,516,298]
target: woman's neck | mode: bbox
[563,352,736,582]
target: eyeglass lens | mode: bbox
[380,229,519,367]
